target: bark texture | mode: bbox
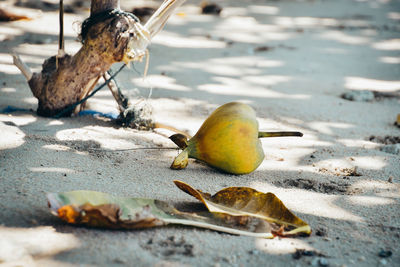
[28,0,132,117]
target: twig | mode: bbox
[54,64,126,118]
[88,147,178,152]
[59,0,64,53]
[75,76,101,113]
[103,71,129,112]
[12,53,32,80]
[57,0,65,68]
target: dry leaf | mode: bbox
[48,181,310,238]
[48,192,168,228]
[173,180,311,236]
[48,190,278,238]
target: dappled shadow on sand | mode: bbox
[0,0,399,266]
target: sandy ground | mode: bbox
[1,0,400,266]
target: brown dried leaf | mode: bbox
[174,180,311,236]
[48,192,168,229]
[47,190,276,237]
[48,183,311,238]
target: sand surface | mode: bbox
[1,0,399,266]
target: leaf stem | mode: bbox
[258,131,303,138]
[163,218,274,239]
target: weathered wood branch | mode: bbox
[30,13,134,116]
[13,53,32,80]
[13,0,185,120]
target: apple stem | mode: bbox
[169,133,189,149]
[258,131,303,138]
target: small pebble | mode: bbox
[378,249,392,258]
[358,256,365,261]
[311,257,329,267]
[341,90,374,102]
[303,250,315,256]
[341,90,375,102]
[388,176,393,183]
[292,249,315,259]
[380,144,400,155]
[248,249,260,255]
[379,259,387,266]
[113,258,126,264]
[319,258,329,267]
[201,3,222,15]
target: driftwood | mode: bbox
[13,0,185,125]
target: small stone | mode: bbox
[201,3,222,15]
[378,249,392,258]
[388,176,393,183]
[311,257,329,267]
[323,237,332,242]
[113,258,126,264]
[379,259,387,266]
[319,258,329,267]
[293,250,302,260]
[248,249,260,255]
[380,144,400,155]
[358,256,366,261]
[303,250,315,257]
[341,90,374,102]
